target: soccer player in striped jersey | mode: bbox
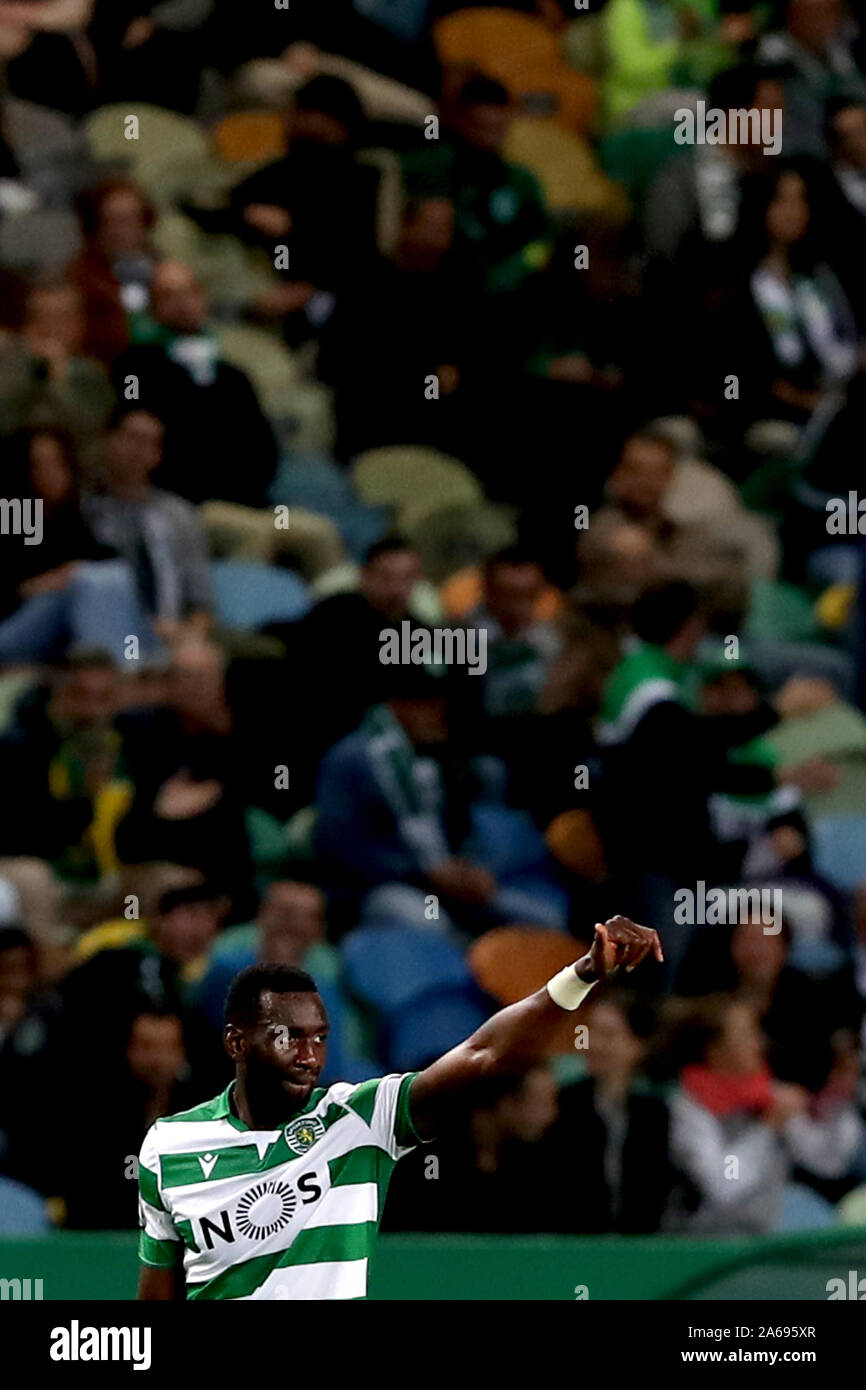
[137,914,662,1300]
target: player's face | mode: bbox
[236,991,329,1106]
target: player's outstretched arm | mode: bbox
[408,916,663,1140]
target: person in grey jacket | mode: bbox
[667,995,864,1233]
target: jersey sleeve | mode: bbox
[137,1124,181,1268]
[343,1073,422,1160]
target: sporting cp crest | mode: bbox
[284,1115,326,1155]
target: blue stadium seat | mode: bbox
[811,814,866,893]
[211,560,311,630]
[387,985,493,1072]
[341,925,471,1015]
[0,1176,50,1234]
[468,803,552,877]
[268,453,389,562]
[779,1183,837,1232]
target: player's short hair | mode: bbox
[225,963,319,1029]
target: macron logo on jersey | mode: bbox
[198,1153,218,1179]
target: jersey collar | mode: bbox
[218,1081,326,1132]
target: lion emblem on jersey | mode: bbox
[285,1115,326,1155]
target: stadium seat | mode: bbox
[0,209,82,274]
[505,117,627,218]
[434,9,596,135]
[215,324,299,408]
[351,446,482,530]
[467,804,551,878]
[545,808,607,881]
[211,559,311,630]
[387,984,492,1072]
[0,1175,50,1235]
[403,500,518,584]
[779,1183,837,1232]
[83,105,211,203]
[745,578,819,644]
[211,110,286,164]
[469,926,584,1007]
[202,501,344,579]
[268,453,390,562]
[837,1183,866,1227]
[341,925,472,1015]
[810,814,866,892]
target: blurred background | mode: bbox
[1,0,866,1298]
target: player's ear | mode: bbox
[224,1024,244,1060]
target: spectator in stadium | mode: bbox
[594,580,788,980]
[315,659,568,937]
[381,1063,564,1233]
[828,95,866,229]
[206,881,327,970]
[594,426,779,603]
[728,163,863,422]
[113,640,255,913]
[229,74,380,328]
[207,0,439,96]
[0,426,121,661]
[60,881,227,1076]
[0,275,115,440]
[88,0,216,114]
[404,76,552,310]
[601,0,714,128]
[0,84,93,210]
[62,1008,202,1229]
[674,911,862,1091]
[666,994,864,1232]
[465,547,562,717]
[81,406,214,653]
[0,648,130,893]
[69,178,159,366]
[318,194,484,460]
[195,881,376,1082]
[0,0,96,115]
[553,992,674,1232]
[267,538,428,774]
[0,924,64,1195]
[113,263,278,507]
[758,0,866,157]
[645,64,787,267]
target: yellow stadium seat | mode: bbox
[435,8,596,135]
[469,926,588,1052]
[350,446,483,528]
[441,565,564,619]
[545,809,607,881]
[212,110,287,164]
[505,116,628,217]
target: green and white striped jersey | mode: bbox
[137,1073,420,1300]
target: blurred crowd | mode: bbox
[1,0,866,1240]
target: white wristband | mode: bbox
[546,965,597,1011]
